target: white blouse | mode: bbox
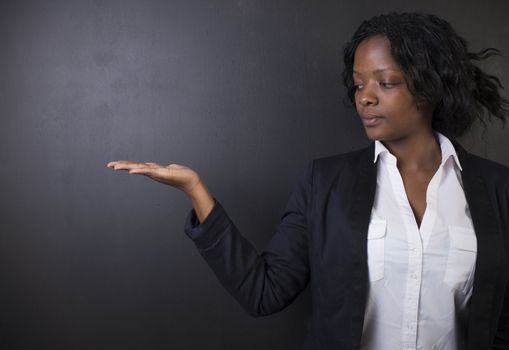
[361,131,477,350]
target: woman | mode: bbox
[107,13,509,350]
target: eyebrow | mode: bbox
[353,68,400,75]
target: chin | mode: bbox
[364,128,386,141]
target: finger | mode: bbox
[107,160,136,168]
[145,162,164,169]
[107,161,123,168]
[108,160,132,165]
[130,166,172,180]
[114,163,149,171]
[128,167,157,175]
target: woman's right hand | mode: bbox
[106,161,215,222]
[106,161,202,195]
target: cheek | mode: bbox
[354,95,362,111]
[385,91,419,114]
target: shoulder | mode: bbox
[452,139,509,188]
[466,154,509,194]
[307,143,374,186]
[466,152,509,176]
[314,141,374,167]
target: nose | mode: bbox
[357,85,378,106]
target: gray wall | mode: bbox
[1,0,508,349]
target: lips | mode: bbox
[361,113,383,127]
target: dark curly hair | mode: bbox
[342,12,508,139]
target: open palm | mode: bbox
[106,161,201,195]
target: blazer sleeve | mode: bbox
[183,161,314,317]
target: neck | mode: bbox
[381,130,442,172]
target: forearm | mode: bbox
[184,200,310,317]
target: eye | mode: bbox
[379,81,397,88]
[353,84,364,91]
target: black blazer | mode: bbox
[184,140,509,350]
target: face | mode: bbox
[353,35,432,142]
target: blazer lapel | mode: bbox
[452,140,504,349]
[348,142,378,348]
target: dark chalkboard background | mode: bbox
[1,0,508,349]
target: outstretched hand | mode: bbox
[106,160,215,222]
[106,161,202,196]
